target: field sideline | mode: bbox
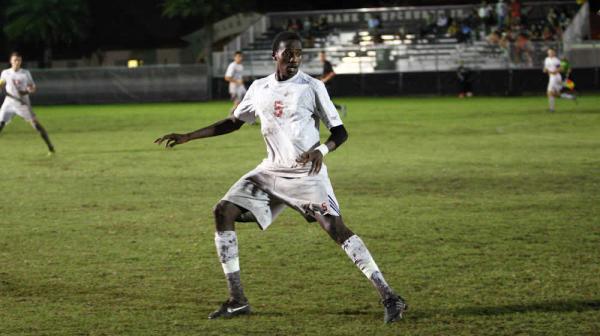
[1,96,599,335]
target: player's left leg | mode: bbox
[559,84,577,102]
[315,214,408,323]
[229,99,241,116]
[0,106,14,134]
[30,118,55,153]
[547,91,557,112]
[209,200,250,319]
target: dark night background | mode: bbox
[0,0,572,62]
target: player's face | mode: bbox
[319,52,326,62]
[274,40,302,79]
[234,54,243,63]
[547,49,555,58]
[10,55,22,70]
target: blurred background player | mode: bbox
[543,48,575,112]
[319,51,346,117]
[560,56,577,101]
[456,62,474,98]
[0,52,54,153]
[224,51,246,116]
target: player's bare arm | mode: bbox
[224,76,243,85]
[154,116,245,148]
[321,71,335,83]
[296,124,348,175]
[17,85,34,96]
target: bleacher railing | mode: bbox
[214,40,596,78]
[214,1,585,77]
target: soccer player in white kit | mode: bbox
[543,48,575,112]
[156,32,407,324]
[0,52,55,153]
[224,51,247,116]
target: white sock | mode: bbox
[342,235,381,279]
[548,96,555,110]
[215,231,240,274]
[215,231,246,301]
[342,235,395,299]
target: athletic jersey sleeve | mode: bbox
[313,79,342,129]
[323,61,334,75]
[0,70,6,84]
[225,63,235,78]
[25,70,35,87]
[233,81,257,123]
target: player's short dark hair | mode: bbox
[9,51,21,59]
[234,51,243,56]
[272,31,302,55]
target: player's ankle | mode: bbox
[229,295,248,304]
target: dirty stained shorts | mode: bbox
[221,167,341,230]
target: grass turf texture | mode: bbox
[0,96,599,335]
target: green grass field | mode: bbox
[1,96,599,335]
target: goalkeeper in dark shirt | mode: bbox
[319,51,346,116]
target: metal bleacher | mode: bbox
[213,2,577,77]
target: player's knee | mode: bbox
[213,201,237,231]
[323,216,354,244]
[213,201,227,220]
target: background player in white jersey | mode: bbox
[224,51,246,116]
[0,52,55,153]
[156,31,407,324]
[543,48,575,112]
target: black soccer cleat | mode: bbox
[208,299,251,319]
[383,295,408,324]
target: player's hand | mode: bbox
[296,150,323,175]
[154,133,189,148]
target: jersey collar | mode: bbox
[270,70,302,85]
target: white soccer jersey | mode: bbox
[233,70,343,177]
[544,57,561,74]
[225,62,244,94]
[1,68,34,107]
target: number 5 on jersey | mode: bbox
[274,100,284,118]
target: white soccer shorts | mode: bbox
[0,103,36,123]
[221,166,341,230]
[547,74,563,94]
[229,86,247,102]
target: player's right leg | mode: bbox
[547,90,558,112]
[0,105,16,134]
[30,119,55,153]
[331,102,347,118]
[229,99,241,117]
[209,200,251,319]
